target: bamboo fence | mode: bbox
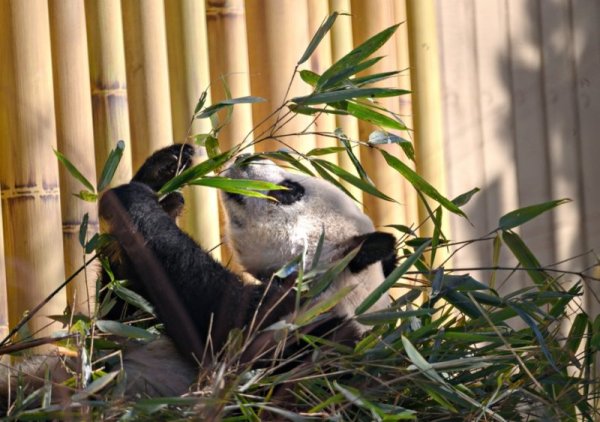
[0,0,465,342]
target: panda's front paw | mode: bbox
[132,144,195,191]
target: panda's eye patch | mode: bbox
[268,180,304,205]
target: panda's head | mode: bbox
[221,158,396,322]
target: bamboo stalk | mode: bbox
[165,0,221,257]
[406,0,450,242]
[206,0,254,269]
[0,0,66,340]
[394,1,419,229]
[122,0,173,170]
[48,0,99,315]
[329,0,363,202]
[206,0,254,151]
[0,189,7,339]
[246,0,316,153]
[307,0,338,163]
[85,0,133,186]
[350,0,407,228]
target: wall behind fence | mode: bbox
[0,0,423,341]
[437,0,600,316]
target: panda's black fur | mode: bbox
[0,144,397,403]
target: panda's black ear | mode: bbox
[346,232,397,274]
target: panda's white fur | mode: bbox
[222,159,390,331]
[0,151,395,405]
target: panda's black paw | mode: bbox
[132,144,195,191]
[160,192,185,220]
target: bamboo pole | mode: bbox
[0,190,7,339]
[406,0,449,240]
[122,0,173,170]
[307,0,338,163]
[85,0,133,186]
[328,0,363,202]
[0,0,66,339]
[164,0,221,257]
[246,0,317,153]
[394,1,420,230]
[206,0,254,269]
[48,0,99,315]
[206,0,254,151]
[350,0,407,229]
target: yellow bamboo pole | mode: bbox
[0,0,66,339]
[394,1,419,229]
[48,0,99,315]
[246,0,317,153]
[406,0,449,240]
[329,0,363,202]
[0,190,7,339]
[164,0,221,257]
[85,0,133,186]
[122,0,173,170]
[206,0,254,269]
[350,0,407,228]
[307,0,338,163]
[206,0,254,151]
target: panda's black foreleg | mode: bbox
[99,146,295,359]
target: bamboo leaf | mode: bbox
[296,285,354,326]
[95,320,155,340]
[158,150,233,194]
[356,240,430,315]
[299,69,320,87]
[193,89,208,115]
[72,371,119,401]
[97,140,125,191]
[292,87,409,105]
[189,176,286,195]
[381,150,467,218]
[78,213,89,247]
[452,187,480,207]
[318,24,400,88]
[502,230,547,285]
[112,283,156,316]
[54,149,95,193]
[195,96,265,119]
[319,56,384,90]
[313,158,394,202]
[335,101,408,130]
[368,130,411,146]
[298,12,339,65]
[335,128,371,182]
[74,190,98,202]
[498,199,571,230]
[352,70,403,87]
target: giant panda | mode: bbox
[1,144,397,402]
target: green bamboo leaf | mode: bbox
[356,308,433,325]
[205,135,220,159]
[195,96,265,119]
[310,160,358,201]
[402,335,445,383]
[97,140,125,191]
[508,303,559,372]
[352,70,403,87]
[112,283,156,316]
[74,190,98,202]
[452,187,480,207]
[158,150,233,194]
[313,158,394,201]
[291,87,409,105]
[566,313,588,356]
[78,213,89,247]
[260,151,316,176]
[306,146,346,156]
[296,285,354,326]
[334,101,408,130]
[356,239,430,315]
[319,56,384,90]
[188,177,286,199]
[368,130,411,146]
[95,320,155,340]
[193,89,208,115]
[498,198,571,230]
[288,104,349,116]
[72,371,119,401]
[306,246,360,298]
[298,12,340,65]
[54,149,95,193]
[318,24,400,88]
[299,69,320,87]
[335,128,371,181]
[501,230,547,285]
[381,150,467,218]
